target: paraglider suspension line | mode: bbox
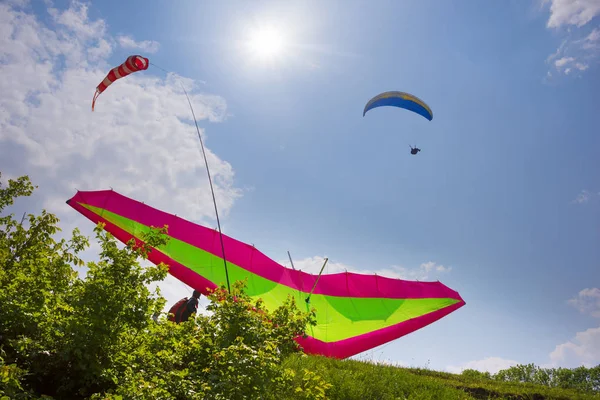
[180,83,231,293]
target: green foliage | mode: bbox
[0,172,325,399]
[285,355,473,400]
[287,355,599,400]
[494,363,600,393]
[460,368,492,381]
[1,172,171,398]
[0,351,28,399]
[98,281,321,400]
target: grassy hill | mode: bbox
[284,354,599,400]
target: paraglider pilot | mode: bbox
[410,145,421,155]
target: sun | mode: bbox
[246,26,285,62]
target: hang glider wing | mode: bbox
[67,189,464,358]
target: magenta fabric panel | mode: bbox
[68,190,462,301]
[67,194,217,293]
[296,300,465,359]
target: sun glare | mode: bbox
[247,27,285,61]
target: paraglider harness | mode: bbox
[409,145,421,155]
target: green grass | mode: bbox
[283,354,599,400]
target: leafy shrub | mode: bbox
[0,172,328,399]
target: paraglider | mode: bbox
[67,189,465,359]
[91,55,149,111]
[363,91,433,154]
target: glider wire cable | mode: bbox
[150,62,231,293]
[181,83,231,294]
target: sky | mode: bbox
[1,0,599,374]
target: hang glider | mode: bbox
[67,189,465,359]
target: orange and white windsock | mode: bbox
[92,55,149,111]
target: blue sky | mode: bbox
[1,0,599,373]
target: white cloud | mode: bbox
[390,261,452,281]
[555,56,575,67]
[117,35,160,54]
[446,357,520,375]
[281,255,351,275]
[0,1,243,307]
[280,255,451,281]
[549,326,600,367]
[546,289,600,368]
[48,2,107,40]
[581,27,600,52]
[572,189,600,204]
[553,56,589,74]
[585,27,600,45]
[574,189,592,203]
[87,38,112,61]
[568,288,600,317]
[0,1,241,223]
[544,0,600,78]
[546,0,600,29]
[5,0,29,7]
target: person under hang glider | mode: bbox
[168,290,201,323]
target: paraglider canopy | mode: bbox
[363,91,433,121]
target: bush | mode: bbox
[0,172,327,399]
[460,368,491,381]
[494,363,600,393]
